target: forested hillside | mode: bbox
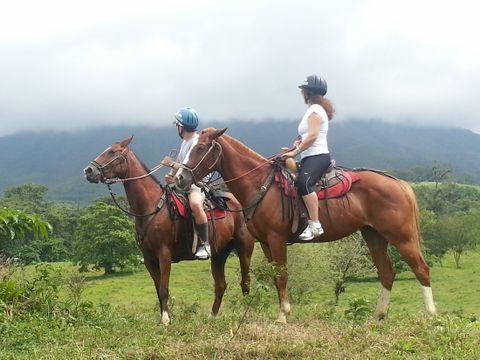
[1,120,479,203]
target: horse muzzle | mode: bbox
[84,165,101,183]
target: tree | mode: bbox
[0,208,52,262]
[422,210,479,268]
[74,201,138,274]
[0,183,83,262]
[0,183,49,214]
[323,233,374,304]
[43,202,82,261]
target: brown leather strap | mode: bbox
[243,170,276,223]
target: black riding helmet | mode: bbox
[298,75,327,96]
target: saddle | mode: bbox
[276,159,360,200]
[315,161,360,199]
[273,159,360,236]
[166,187,228,256]
[168,190,228,220]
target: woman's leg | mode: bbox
[302,192,319,222]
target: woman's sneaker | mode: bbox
[310,221,324,237]
[299,225,314,241]
[299,221,324,241]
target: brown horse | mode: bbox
[83,136,254,325]
[175,128,437,323]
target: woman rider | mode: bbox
[283,75,336,240]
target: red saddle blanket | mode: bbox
[275,171,359,200]
[316,171,359,199]
[170,192,227,220]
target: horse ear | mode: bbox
[213,128,227,140]
[119,135,133,147]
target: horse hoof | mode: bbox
[161,311,170,326]
[275,314,287,324]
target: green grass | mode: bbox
[80,246,480,317]
[1,248,479,359]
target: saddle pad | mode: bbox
[170,191,187,217]
[206,208,227,220]
[316,171,359,199]
[169,192,226,219]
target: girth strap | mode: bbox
[135,193,167,245]
[243,170,276,223]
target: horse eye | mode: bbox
[196,145,205,152]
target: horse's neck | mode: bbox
[219,137,271,206]
[123,153,163,214]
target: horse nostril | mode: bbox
[84,166,93,175]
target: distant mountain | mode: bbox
[1,120,479,204]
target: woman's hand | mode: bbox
[282,148,299,158]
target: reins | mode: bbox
[104,163,166,184]
[188,140,295,216]
[106,183,166,218]
[184,138,291,188]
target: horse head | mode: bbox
[175,127,227,191]
[84,136,133,183]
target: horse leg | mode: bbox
[210,251,229,316]
[259,242,272,261]
[157,246,172,325]
[143,255,169,324]
[391,237,437,316]
[234,228,254,295]
[266,235,290,324]
[361,227,395,319]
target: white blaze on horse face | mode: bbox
[374,287,391,319]
[422,286,437,316]
[101,146,112,155]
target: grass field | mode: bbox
[1,246,479,359]
[82,244,480,317]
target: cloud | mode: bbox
[0,0,479,135]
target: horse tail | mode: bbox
[398,180,422,245]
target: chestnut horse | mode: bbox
[84,136,254,325]
[175,128,437,323]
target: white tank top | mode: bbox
[297,104,329,159]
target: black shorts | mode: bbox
[297,153,331,196]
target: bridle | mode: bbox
[179,138,294,218]
[89,146,168,217]
[181,138,290,188]
[180,140,223,186]
[90,147,130,185]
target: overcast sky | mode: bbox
[1,0,479,136]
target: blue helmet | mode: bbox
[299,75,328,96]
[174,107,199,131]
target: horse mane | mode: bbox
[139,159,161,185]
[220,132,267,163]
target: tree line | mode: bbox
[0,183,138,273]
[1,171,479,274]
